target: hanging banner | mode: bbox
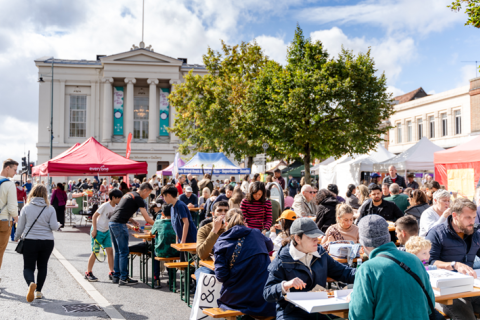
[113,87,124,135]
[159,88,170,136]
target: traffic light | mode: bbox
[28,163,34,175]
[21,157,27,172]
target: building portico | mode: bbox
[35,43,207,179]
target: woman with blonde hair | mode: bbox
[228,188,244,210]
[357,185,369,205]
[14,185,60,302]
[321,203,359,252]
[213,208,275,318]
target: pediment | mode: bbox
[101,49,183,66]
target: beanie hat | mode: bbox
[358,215,391,248]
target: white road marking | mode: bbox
[52,248,126,320]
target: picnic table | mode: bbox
[170,243,197,307]
[132,233,156,288]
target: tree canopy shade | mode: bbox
[247,25,394,183]
[168,40,283,168]
[449,0,480,28]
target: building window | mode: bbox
[397,123,402,144]
[417,118,423,140]
[442,113,448,136]
[455,110,461,135]
[429,116,435,138]
[134,97,149,141]
[69,95,86,137]
[407,121,412,142]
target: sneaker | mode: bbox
[26,283,36,302]
[112,277,119,284]
[154,279,161,289]
[108,272,114,281]
[35,291,43,299]
[119,278,138,286]
[84,272,98,282]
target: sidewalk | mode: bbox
[0,218,193,319]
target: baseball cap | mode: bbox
[370,172,381,178]
[185,186,193,192]
[290,218,325,237]
[277,210,297,222]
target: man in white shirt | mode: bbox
[0,159,19,279]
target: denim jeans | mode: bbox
[194,266,215,282]
[109,222,129,281]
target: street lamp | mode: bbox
[38,57,54,191]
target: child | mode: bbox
[146,201,179,288]
[269,210,297,257]
[85,189,123,281]
[405,236,432,267]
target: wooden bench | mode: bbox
[128,252,144,279]
[202,308,244,320]
[164,262,194,300]
[154,256,180,262]
[153,257,180,290]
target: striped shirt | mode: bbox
[240,198,272,231]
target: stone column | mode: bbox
[58,80,66,143]
[147,78,159,143]
[124,78,136,139]
[447,107,453,136]
[422,114,427,138]
[169,79,181,142]
[90,80,97,139]
[434,111,439,139]
[102,77,114,143]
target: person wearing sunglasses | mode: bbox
[195,200,229,280]
[292,185,318,218]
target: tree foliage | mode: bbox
[168,41,283,167]
[449,0,480,28]
[247,25,394,183]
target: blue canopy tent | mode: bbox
[178,152,251,175]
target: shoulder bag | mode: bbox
[15,206,47,254]
[378,254,437,320]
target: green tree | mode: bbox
[168,41,283,168]
[449,0,480,28]
[248,25,394,184]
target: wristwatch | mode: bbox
[451,261,456,270]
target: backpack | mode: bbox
[290,179,299,189]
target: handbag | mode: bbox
[15,206,47,254]
[378,254,438,320]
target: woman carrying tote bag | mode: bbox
[14,184,60,302]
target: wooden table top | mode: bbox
[188,207,201,211]
[330,255,358,264]
[132,233,155,240]
[200,260,215,271]
[387,221,395,232]
[171,243,197,252]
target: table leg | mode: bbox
[150,240,155,289]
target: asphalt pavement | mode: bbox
[0,215,193,320]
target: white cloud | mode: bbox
[254,35,288,65]
[0,117,38,163]
[387,86,405,98]
[458,65,478,87]
[310,27,415,83]
[298,0,465,36]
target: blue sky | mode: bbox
[0,0,478,162]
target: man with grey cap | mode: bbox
[264,218,356,319]
[348,215,435,320]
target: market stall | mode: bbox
[434,135,480,198]
[156,158,186,176]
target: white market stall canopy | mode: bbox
[178,152,251,175]
[373,137,444,172]
[304,157,335,175]
[318,144,395,196]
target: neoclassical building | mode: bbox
[35,42,207,179]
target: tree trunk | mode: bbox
[304,143,311,185]
[247,156,253,169]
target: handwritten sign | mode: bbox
[189,273,222,320]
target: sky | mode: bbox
[0,0,479,164]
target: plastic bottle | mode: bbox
[356,258,362,269]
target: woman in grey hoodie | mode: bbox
[15,184,60,302]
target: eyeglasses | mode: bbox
[308,191,318,194]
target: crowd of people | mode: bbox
[2,157,480,319]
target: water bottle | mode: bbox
[425,265,437,271]
[356,258,362,269]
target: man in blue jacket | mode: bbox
[349,215,435,320]
[426,198,479,319]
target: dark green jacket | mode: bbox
[384,193,410,213]
[151,218,179,258]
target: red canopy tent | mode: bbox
[32,137,147,176]
[434,135,480,198]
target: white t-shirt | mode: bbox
[96,202,116,232]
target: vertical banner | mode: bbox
[173,152,180,179]
[123,133,132,188]
[159,88,170,136]
[113,87,124,135]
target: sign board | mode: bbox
[255,153,266,159]
[113,87,124,135]
[189,273,222,320]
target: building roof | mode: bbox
[393,87,428,104]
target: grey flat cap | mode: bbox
[290,218,325,238]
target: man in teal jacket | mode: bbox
[384,183,410,213]
[349,215,435,320]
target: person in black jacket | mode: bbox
[188,174,199,195]
[356,184,404,224]
[382,165,407,189]
[315,189,339,233]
